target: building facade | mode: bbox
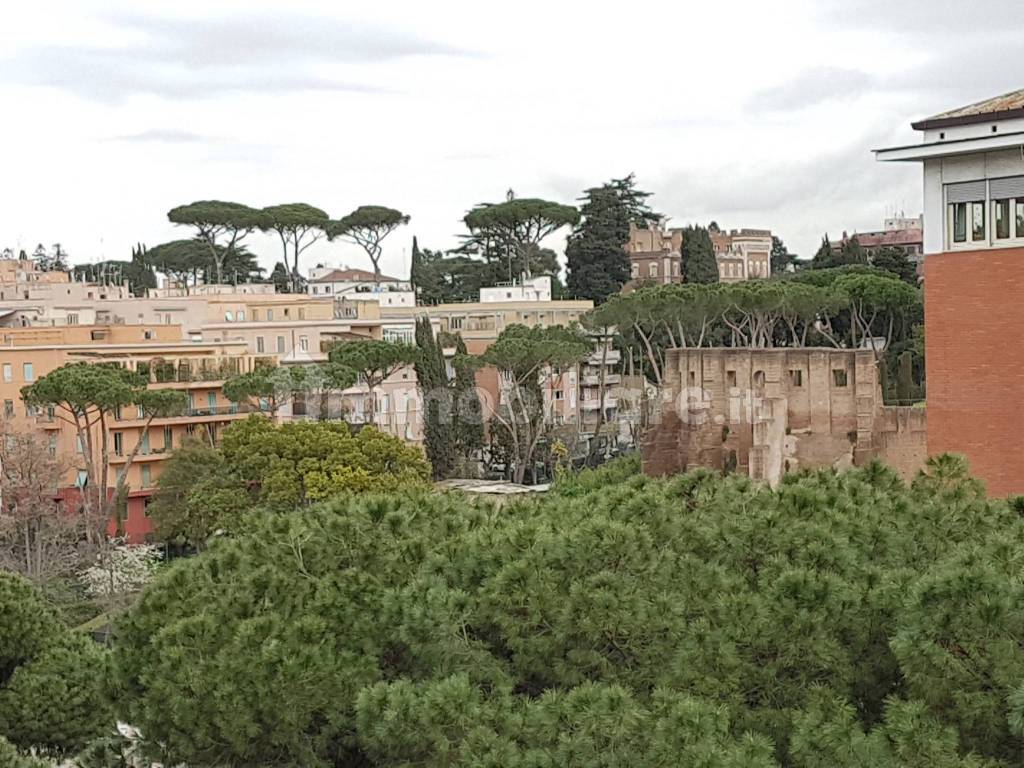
[0,323,271,540]
[710,228,772,282]
[877,87,1024,496]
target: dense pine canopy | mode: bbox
[109,455,1024,767]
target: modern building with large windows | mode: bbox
[876,88,1024,495]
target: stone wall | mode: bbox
[641,348,927,484]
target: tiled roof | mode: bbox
[312,268,403,283]
[913,88,1024,130]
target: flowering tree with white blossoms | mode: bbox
[81,540,161,611]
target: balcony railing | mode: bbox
[136,356,251,384]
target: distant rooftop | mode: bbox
[311,268,403,283]
[912,88,1024,130]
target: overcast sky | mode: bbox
[2,0,1022,279]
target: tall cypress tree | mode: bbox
[452,335,483,466]
[680,225,719,284]
[566,174,658,303]
[414,317,455,479]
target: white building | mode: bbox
[307,267,415,307]
[479,275,552,303]
[875,89,1024,254]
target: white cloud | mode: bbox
[0,0,1012,271]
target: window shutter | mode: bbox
[945,180,987,204]
[989,176,1024,199]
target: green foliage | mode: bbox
[327,206,410,279]
[414,316,456,480]
[149,418,430,545]
[681,224,720,284]
[0,736,51,768]
[222,364,355,417]
[167,200,264,284]
[328,339,417,391]
[0,634,113,756]
[147,438,247,548]
[112,456,1024,766]
[144,239,211,286]
[72,244,156,296]
[566,174,658,303]
[871,245,919,284]
[409,244,502,304]
[260,203,330,290]
[0,573,110,756]
[220,417,430,508]
[770,235,794,274]
[463,195,579,278]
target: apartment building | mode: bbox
[307,267,415,307]
[626,223,773,286]
[710,228,772,282]
[832,214,925,264]
[0,257,71,285]
[876,87,1024,495]
[0,323,271,540]
[626,222,683,285]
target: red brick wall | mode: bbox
[925,247,1024,496]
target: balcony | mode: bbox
[581,396,618,411]
[581,373,621,387]
[134,356,255,385]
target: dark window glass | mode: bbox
[952,203,967,243]
[972,201,986,241]
[995,199,1011,239]
[1016,201,1024,238]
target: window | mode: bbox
[2,363,10,383]
[284,308,290,318]
[67,313,79,325]
[726,370,737,388]
[76,434,84,453]
[554,389,564,401]
[252,309,259,321]
[143,329,154,340]
[165,313,172,324]
[630,263,639,278]
[141,465,152,488]
[267,309,274,321]
[256,336,265,354]
[648,263,658,278]
[208,392,217,411]
[1018,202,1024,238]
[237,310,245,322]
[163,426,173,451]
[995,199,1011,239]
[48,434,56,458]
[277,336,285,353]
[450,317,463,330]
[23,363,33,382]
[299,336,309,352]
[972,201,986,241]
[224,311,234,322]
[3,399,12,418]
[789,369,803,387]
[140,432,150,455]
[24,403,36,417]
[832,369,848,387]
[113,432,124,456]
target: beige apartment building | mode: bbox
[624,223,774,287]
[0,323,271,541]
[711,228,772,282]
